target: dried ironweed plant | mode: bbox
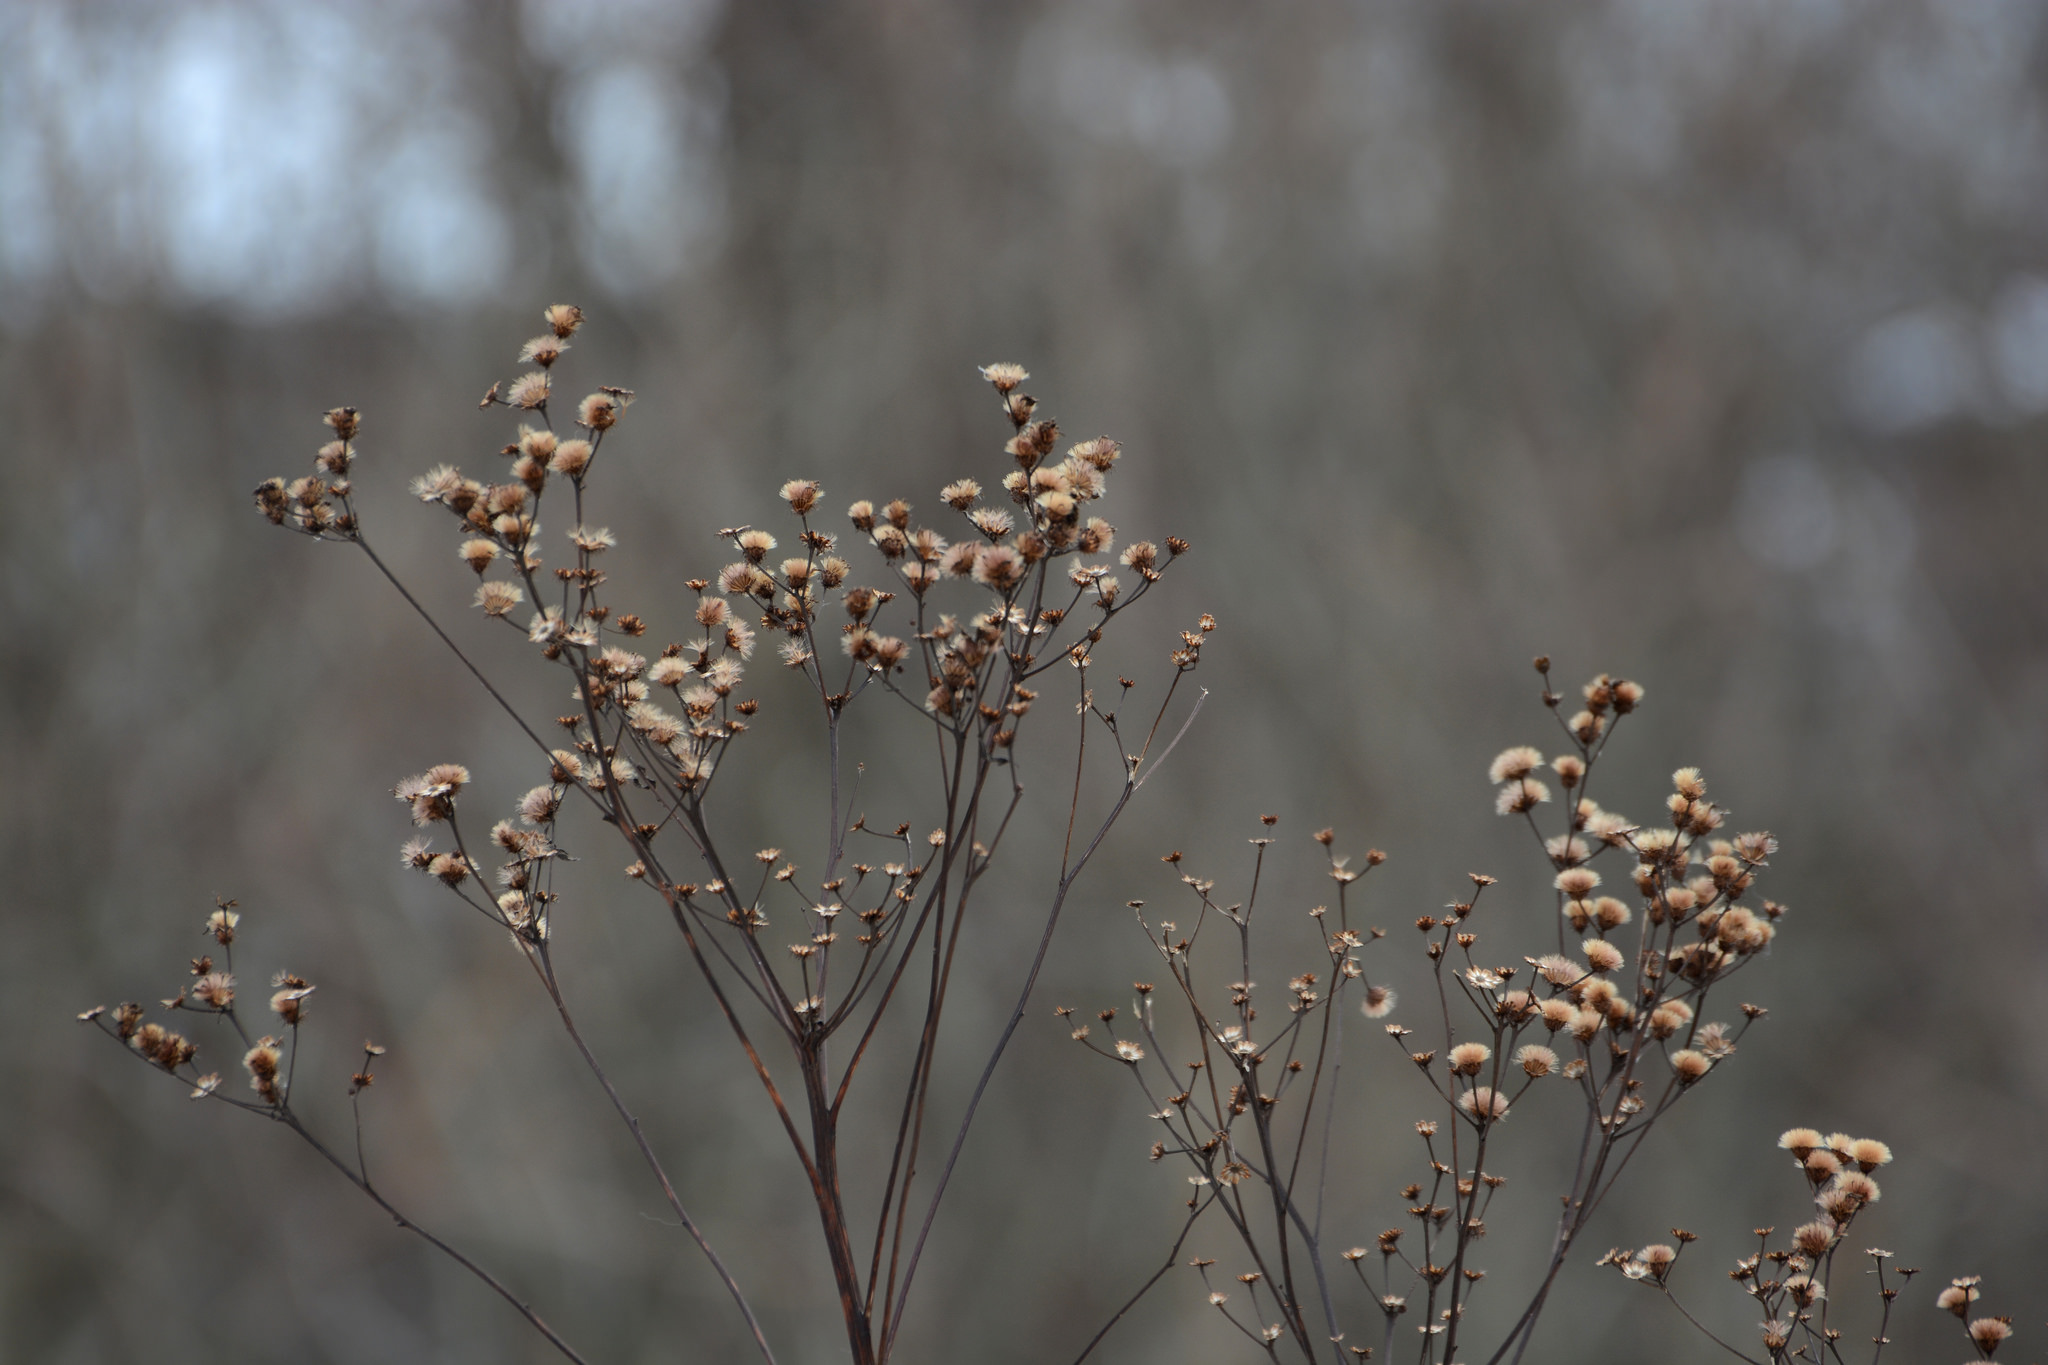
[85,305,1205,1365]
[1065,667,2016,1364]
[1596,1127,2019,1365]
[84,307,2007,1364]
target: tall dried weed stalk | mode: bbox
[1069,665,2019,1363]
[87,308,2013,1364]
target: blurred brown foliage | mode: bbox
[6,1,2046,1361]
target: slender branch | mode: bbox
[1071,1193,1214,1364]
[281,1114,595,1364]
[883,782,1138,1354]
[1661,1287,1766,1365]
[351,536,557,765]
[530,945,777,1365]
[1131,687,1208,792]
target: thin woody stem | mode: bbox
[528,944,777,1365]
[281,1114,595,1365]
[1071,1193,1216,1364]
[883,758,1157,1355]
[351,535,559,769]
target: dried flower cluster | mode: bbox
[1059,817,1391,1360]
[90,313,2009,1364]
[91,309,1207,1365]
[1071,660,2004,1365]
[1604,1126,2019,1365]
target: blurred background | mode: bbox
[7,0,2047,1360]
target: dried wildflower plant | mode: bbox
[1067,660,2002,1364]
[87,309,2004,1364]
[1604,1129,2021,1365]
[88,308,1207,1365]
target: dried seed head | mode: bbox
[544,303,584,338]
[322,407,361,442]
[1489,746,1545,783]
[1076,515,1114,554]
[243,1040,283,1104]
[1938,1282,1981,1316]
[647,657,691,688]
[1580,979,1619,1011]
[518,334,566,367]
[475,581,524,616]
[270,983,313,1025]
[518,785,561,824]
[460,538,499,573]
[1069,436,1121,469]
[1555,868,1600,898]
[1447,1042,1491,1076]
[312,441,352,479]
[780,479,821,515]
[192,972,235,1009]
[979,362,1029,393]
[939,541,980,577]
[549,439,594,478]
[1035,488,1076,520]
[1635,1244,1677,1282]
[1793,1221,1836,1256]
[507,371,550,410]
[1456,1087,1509,1122]
[972,545,1025,592]
[1970,1317,2014,1353]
